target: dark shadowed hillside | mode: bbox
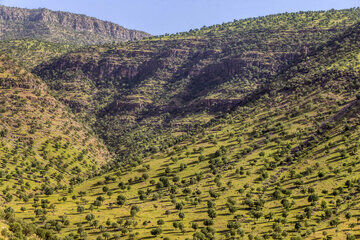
[34,8,360,159]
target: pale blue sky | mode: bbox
[0,0,358,35]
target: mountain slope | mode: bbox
[0,5,150,45]
[0,6,359,240]
[0,52,112,198]
[0,39,75,69]
[4,20,360,240]
[34,8,360,159]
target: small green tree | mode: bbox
[150,227,162,236]
[208,208,217,219]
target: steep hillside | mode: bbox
[0,53,112,201]
[0,39,75,69]
[0,5,150,45]
[4,21,360,240]
[34,8,360,159]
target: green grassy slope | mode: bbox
[2,15,360,240]
[0,39,75,69]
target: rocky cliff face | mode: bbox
[0,5,150,45]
